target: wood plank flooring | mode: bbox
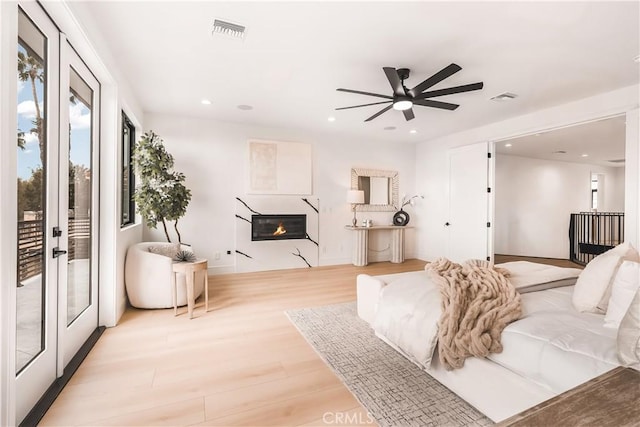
[40,260,426,427]
[494,254,584,269]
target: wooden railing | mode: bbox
[17,218,91,283]
[18,220,44,283]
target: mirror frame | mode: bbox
[351,168,399,212]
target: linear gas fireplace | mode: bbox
[252,214,307,241]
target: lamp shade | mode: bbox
[347,190,365,204]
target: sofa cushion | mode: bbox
[604,261,640,329]
[617,288,640,369]
[572,242,639,313]
[488,291,618,393]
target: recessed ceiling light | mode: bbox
[327,116,336,122]
[383,126,396,131]
[237,104,253,111]
[505,143,512,147]
[409,129,417,134]
[490,92,518,102]
[201,99,212,105]
[581,154,589,157]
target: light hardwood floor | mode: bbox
[40,260,426,427]
[494,254,584,269]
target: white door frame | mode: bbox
[0,2,20,425]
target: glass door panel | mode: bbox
[67,69,93,325]
[59,44,99,367]
[16,9,47,374]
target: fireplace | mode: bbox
[252,214,307,241]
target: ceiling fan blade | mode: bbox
[413,99,459,111]
[409,63,462,97]
[335,101,392,111]
[383,67,406,96]
[414,82,484,99]
[337,88,393,100]
[365,105,393,122]
[403,108,415,121]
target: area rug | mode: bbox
[286,302,492,427]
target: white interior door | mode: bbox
[446,142,493,262]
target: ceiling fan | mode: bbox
[336,64,483,122]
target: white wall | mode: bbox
[144,113,417,272]
[415,85,639,262]
[494,154,624,258]
[611,166,626,212]
[626,108,640,250]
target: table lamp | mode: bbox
[347,190,365,227]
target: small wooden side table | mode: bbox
[172,259,209,319]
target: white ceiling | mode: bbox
[74,1,639,144]
[495,115,626,167]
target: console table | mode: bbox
[345,225,411,266]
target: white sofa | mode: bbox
[124,242,205,309]
[356,268,622,423]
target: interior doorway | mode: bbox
[493,116,626,264]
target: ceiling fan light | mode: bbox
[393,99,413,111]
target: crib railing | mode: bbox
[569,212,624,266]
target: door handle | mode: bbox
[52,247,67,258]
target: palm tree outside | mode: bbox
[17,50,44,164]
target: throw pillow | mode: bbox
[617,288,640,369]
[148,242,181,258]
[604,261,640,329]
[572,242,639,313]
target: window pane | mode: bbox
[16,9,47,373]
[67,68,93,325]
[121,113,135,226]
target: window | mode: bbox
[121,112,135,226]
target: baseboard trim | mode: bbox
[318,257,352,267]
[19,326,105,427]
[208,265,236,275]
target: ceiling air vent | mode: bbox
[212,19,246,40]
[608,159,625,164]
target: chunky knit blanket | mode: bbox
[425,258,522,370]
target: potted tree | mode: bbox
[133,131,192,243]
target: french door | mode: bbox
[15,2,99,423]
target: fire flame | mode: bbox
[273,222,287,236]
